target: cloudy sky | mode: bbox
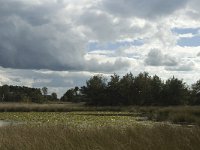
[0,0,200,97]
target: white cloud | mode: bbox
[0,0,200,97]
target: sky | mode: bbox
[0,0,200,97]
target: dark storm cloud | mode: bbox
[0,1,86,71]
[145,49,178,66]
[101,0,188,19]
[0,0,130,72]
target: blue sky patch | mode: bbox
[172,27,200,35]
[177,36,200,47]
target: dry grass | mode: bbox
[1,103,200,126]
[137,106,200,125]
[0,102,86,112]
[0,124,199,150]
[0,105,199,149]
[0,102,123,112]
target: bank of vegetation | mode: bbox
[1,72,200,107]
[62,72,200,106]
[0,124,199,150]
[0,86,57,103]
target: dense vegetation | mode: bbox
[0,105,199,149]
[1,72,200,106]
[0,85,57,103]
[1,106,200,125]
[62,72,200,106]
[0,124,200,150]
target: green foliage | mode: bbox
[0,85,57,103]
[61,87,83,102]
[118,73,135,105]
[81,75,107,105]
[138,106,200,125]
[41,87,48,96]
[162,77,189,105]
[191,80,200,105]
[79,72,192,106]
[107,73,121,105]
[51,92,57,100]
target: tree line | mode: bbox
[1,72,200,105]
[0,85,58,103]
[61,72,200,106]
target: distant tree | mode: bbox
[81,75,107,105]
[0,85,9,101]
[61,88,75,102]
[149,75,164,105]
[59,72,200,106]
[51,92,58,100]
[118,73,134,105]
[162,77,189,105]
[132,72,152,105]
[61,87,84,102]
[42,87,48,96]
[0,85,44,103]
[191,80,200,105]
[74,86,79,96]
[107,73,121,105]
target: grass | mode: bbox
[0,105,200,149]
[0,103,200,125]
[0,102,124,112]
[0,124,199,150]
[137,106,200,125]
[0,102,86,112]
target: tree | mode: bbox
[132,72,152,105]
[118,73,135,105]
[81,75,107,105]
[149,75,164,105]
[107,73,121,105]
[0,85,44,103]
[61,88,75,102]
[42,87,48,96]
[0,85,9,101]
[191,80,200,105]
[61,87,84,102]
[162,77,189,105]
[51,92,58,101]
[74,86,79,96]
[64,72,195,106]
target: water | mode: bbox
[0,120,19,127]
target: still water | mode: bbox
[0,120,20,127]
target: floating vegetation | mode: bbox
[0,112,154,128]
